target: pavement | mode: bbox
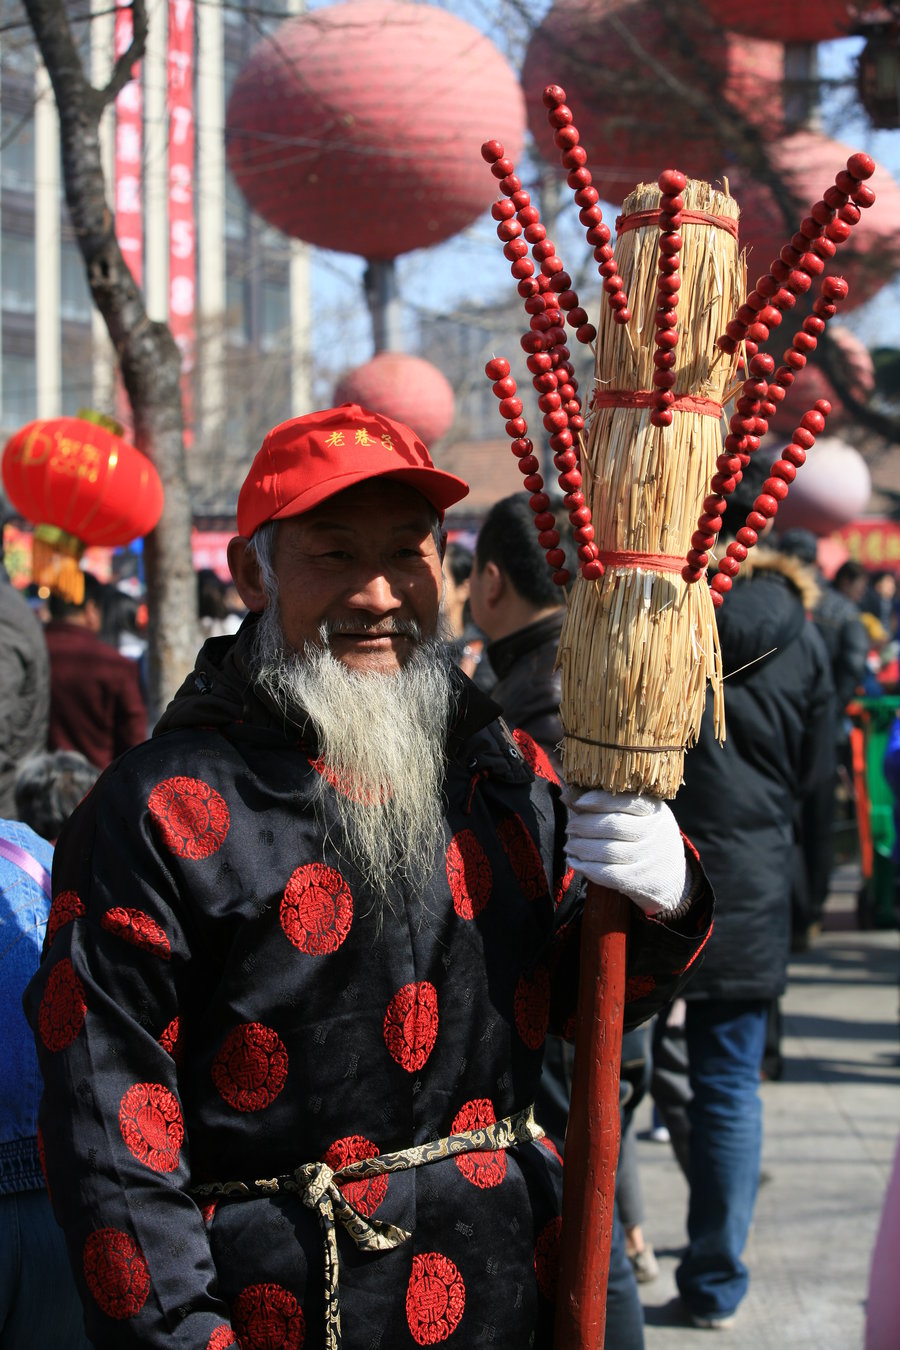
[632,863,899,1349]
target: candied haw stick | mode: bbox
[541,84,631,326]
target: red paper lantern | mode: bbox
[729,130,900,311]
[2,416,164,600]
[697,0,855,45]
[522,0,784,204]
[225,0,525,260]
[333,354,455,446]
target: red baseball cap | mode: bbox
[236,403,469,537]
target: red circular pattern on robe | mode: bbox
[451,1098,506,1189]
[534,1216,562,1301]
[310,756,385,804]
[83,1227,151,1319]
[148,776,230,860]
[212,1023,288,1111]
[206,1329,238,1350]
[201,1201,218,1226]
[158,1016,182,1062]
[38,958,87,1051]
[625,974,657,1002]
[280,863,353,955]
[406,1251,466,1345]
[511,728,559,784]
[46,889,85,944]
[232,1282,306,1349]
[552,867,575,911]
[119,1082,184,1173]
[445,831,492,920]
[498,814,549,902]
[322,1135,388,1217]
[101,906,171,959]
[383,981,439,1073]
[514,965,551,1050]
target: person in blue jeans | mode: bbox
[1,752,97,1348]
[670,457,837,1328]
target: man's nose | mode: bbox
[345,569,402,613]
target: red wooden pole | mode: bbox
[554,882,630,1349]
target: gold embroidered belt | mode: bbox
[191,1103,544,1350]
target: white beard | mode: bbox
[250,605,453,919]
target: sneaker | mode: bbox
[689,1310,737,1330]
[648,1124,671,1143]
[628,1245,659,1283]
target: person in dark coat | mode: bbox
[24,406,714,1350]
[468,494,568,778]
[44,571,148,769]
[670,461,837,1329]
[0,538,50,818]
[470,492,650,1346]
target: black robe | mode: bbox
[25,623,712,1349]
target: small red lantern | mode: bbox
[2,415,164,602]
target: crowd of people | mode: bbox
[1,403,897,1347]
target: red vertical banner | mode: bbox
[114,0,143,289]
[167,0,195,447]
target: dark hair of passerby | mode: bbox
[14,750,99,843]
[444,541,474,588]
[47,571,105,622]
[834,560,869,597]
[719,452,773,539]
[475,494,567,607]
[197,568,230,622]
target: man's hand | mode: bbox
[563,787,691,918]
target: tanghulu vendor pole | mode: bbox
[481,83,876,1348]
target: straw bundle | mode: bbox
[558,178,743,798]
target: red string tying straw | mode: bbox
[592,389,723,418]
[616,207,740,238]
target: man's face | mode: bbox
[268,480,444,674]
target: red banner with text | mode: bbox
[167,0,195,447]
[114,0,143,289]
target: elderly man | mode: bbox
[26,405,712,1350]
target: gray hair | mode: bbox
[14,751,100,841]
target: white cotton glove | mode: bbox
[563,787,692,918]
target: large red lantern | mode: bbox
[522,0,784,204]
[225,0,525,260]
[333,354,455,447]
[697,0,855,45]
[729,130,900,310]
[2,416,164,601]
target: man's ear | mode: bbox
[480,559,505,609]
[226,537,268,613]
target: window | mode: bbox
[1,107,35,191]
[60,241,93,322]
[1,350,37,428]
[225,274,247,345]
[1,233,35,314]
[260,276,289,352]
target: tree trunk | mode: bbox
[23,0,198,720]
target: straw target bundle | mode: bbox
[558,177,741,798]
[481,81,878,1348]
